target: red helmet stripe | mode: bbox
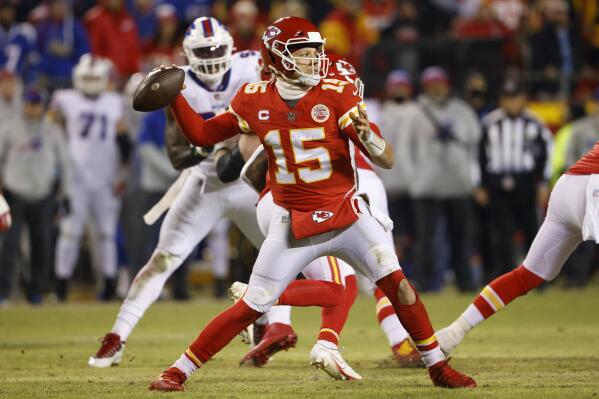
[201,18,214,37]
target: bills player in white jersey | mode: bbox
[89,18,361,378]
[88,16,267,368]
[51,54,130,302]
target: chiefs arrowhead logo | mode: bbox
[262,26,281,41]
[312,210,334,224]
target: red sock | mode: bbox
[186,300,261,366]
[376,270,438,353]
[474,265,545,319]
[317,275,358,346]
[374,287,396,323]
[278,280,343,307]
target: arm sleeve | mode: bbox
[169,94,242,147]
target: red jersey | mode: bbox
[567,141,599,175]
[230,79,375,238]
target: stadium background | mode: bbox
[2,0,598,303]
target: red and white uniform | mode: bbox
[520,141,599,281]
[172,77,400,312]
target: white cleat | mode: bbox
[309,343,362,381]
[228,282,253,345]
[88,333,125,368]
[436,323,466,356]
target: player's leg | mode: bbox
[89,175,224,367]
[333,196,476,388]
[358,171,421,365]
[150,204,343,390]
[0,191,25,302]
[90,185,121,300]
[54,184,90,301]
[437,175,586,355]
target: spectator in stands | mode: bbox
[320,0,378,72]
[142,4,182,69]
[530,0,583,97]
[130,0,156,48]
[0,0,37,83]
[378,70,417,271]
[0,70,21,119]
[453,1,508,40]
[477,79,552,280]
[0,89,69,305]
[85,0,142,80]
[463,71,495,283]
[402,66,481,292]
[37,0,90,92]
[227,0,262,51]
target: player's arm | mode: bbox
[240,143,267,193]
[169,94,243,147]
[215,135,261,183]
[164,109,210,171]
[346,105,394,169]
[115,119,132,165]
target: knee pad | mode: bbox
[243,284,277,313]
[145,251,183,275]
[364,245,400,280]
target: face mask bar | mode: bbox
[187,43,232,81]
[271,38,330,86]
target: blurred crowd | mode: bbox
[0,0,598,305]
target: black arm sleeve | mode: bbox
[216,145,245,183]
[116,134,132,163]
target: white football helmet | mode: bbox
[183,17,234,82]
[72,54,112,96]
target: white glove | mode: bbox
[0,194,12,232]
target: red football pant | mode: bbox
[473,265,545,319]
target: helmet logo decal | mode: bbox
[263,26,281,41]
[201,18,214,37]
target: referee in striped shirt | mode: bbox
[474,79,553,280]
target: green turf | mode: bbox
[1,287,599,398]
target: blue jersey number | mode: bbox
[79,113,108,140]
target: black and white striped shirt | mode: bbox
[479,108,553,186]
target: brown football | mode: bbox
[132,66,185,112]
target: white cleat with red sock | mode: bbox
[309,342,362,381]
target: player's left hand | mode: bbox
[0,194,12,232]
[349,103,370,141]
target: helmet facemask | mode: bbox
[271,37,329,87]
[185,42,233,82]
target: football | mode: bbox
[132,66,185,112]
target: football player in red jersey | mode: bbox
[437,142,599,355]
[236,54,421,369]
[149,17,476,391]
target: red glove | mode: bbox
[0,194,11,232]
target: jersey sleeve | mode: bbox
[170,94,242,147]
[228,84,253,134]
[335,87,383,159]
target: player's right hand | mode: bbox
[0,194,12,232]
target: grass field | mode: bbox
[1,287,599,399]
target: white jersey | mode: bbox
[180,50,261,184]
[52,89,123,187]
